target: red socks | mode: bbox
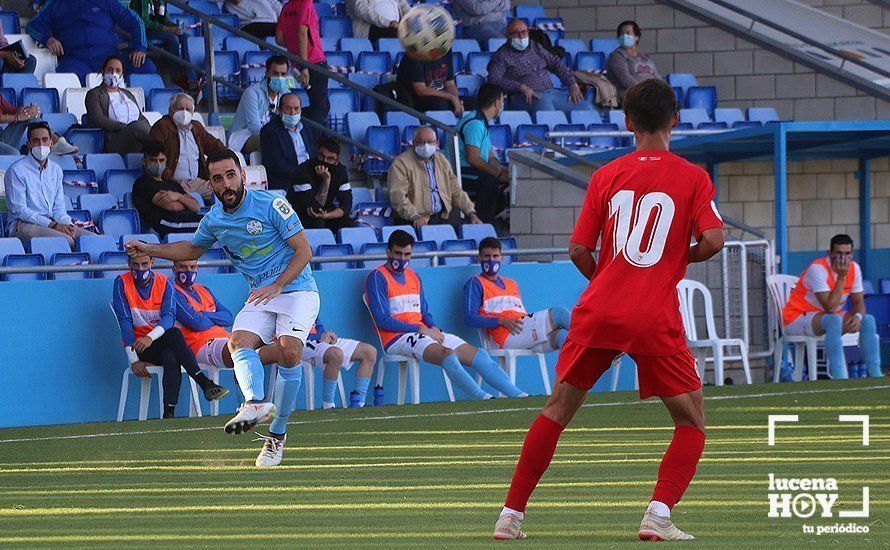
[651,425,706,508]
[504,414,565,513]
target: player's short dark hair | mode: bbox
[26,121,51,141]
[267,55,289,71]
[317,137,341,156]
[387,229,415,250]
[829,234,854,250]
[477,83,504,110]
[206,148,242,170]
[478,237,501,254]
[623,79,677,134]
[142,140,166,159]
[102,54,125,72]
[616,20,641,38]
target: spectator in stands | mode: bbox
[464,237,571,352]
[781,234,882,379]
[302,316,378,408]
[230,55,293,155]
[129,0,182,62]
[132,140,202,238]
[606,20,662,98]
[277,0,330,127]
[112,252,228,419]
[363,229,527,400]
[451,0,510,42]
[0,94,78,156]
[149,93,225,201]
[455,83,508,225]
[388,125,482,230]
[260,92,316,191]
[345,0,410,40]
[25,0,156,85]
[487,18,590,113]
[395,49,463,114]
[3,123,96,249]
[0,20,37,74]
[224,0,282,39]
[286,137,354,232]
[86,55,152,155]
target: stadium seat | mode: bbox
[84,154,126,182]
[65,128,104,155]
[209,13,240,48]
[488,124,511,163]
[48,252,91,280]
[29,236,71,262]
[61,169,98,204]
[43,73,81,104]
[316,243,353,270]
[667,73,698,92]
[699,122,728,130]
[50,155,78,171]
[679,108,711,128]
[714,108,746,128]
[499,237,517,264]
[587,124,620,149]
[119,234,160,247]
[67,209,91,225]
[99,209,140,237]
[363,125,399,175]
[513,124,547,148]
[2,253,44,281]
[558,38,587,65]
[165,233,196,244]
[385,112,420,136]
[124,153,143,170]
[0,237,25,261]
[514,5,546,22]
[452,38,482,59]
[325,50,353,71]
[487,38,507,51]
[305,228,336,253]
[410,240,437,268]
[328,89,357,132]
[0,10,21,33]
[185,36,206,74]
[747,107,780,124]
[96,250,129,278]
[21,87,60,114]
[339,38,373,62]
[78,193,118,221]
[381,225,417,243]
[1,73,39,97]
[128,73,166,93]
[455,74,483,99]
[575,51,605,72]
[684,86,718,116]
[441,239,475,266]
[223,36,260,58]
[553,124,587,149]
[338,226,378,253]
[0,155,22,171]
[425,110,457,127]
[314,2,334,17]
[419,225,457,248]
[147,87,182,113]
[320,16,352,39]
[0,87,15,107]
[460,223,497,244]
[189,0,221,14]
[589,38,618,58]
[347,72,378,94]
[534,110,568,130]
[498,111,533,137]
[42,112,77,136]
[606,110,627,131]
[345,112,381,150]
[567,110,602,127]
[350,187,373,207]
[357,51,391,74]
[242,50,271,86]
[358,242,387,269]
[200,248,230,274]
[465,52,492,76]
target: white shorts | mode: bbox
[302,338,361,370]
[385,331,468,361]
[502,309,555,352]
[784,311,819,336]
[232,291,320,345]
[196,337,230,369]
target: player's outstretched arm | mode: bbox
[124,240,207,261]
[688,228,725,264]
[569,241,597,280]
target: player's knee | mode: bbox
[325,346,344,367]
[279,344,304,368]
[227,333,253,351]
[356,343,377,362]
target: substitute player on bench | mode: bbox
[303,317,378,409]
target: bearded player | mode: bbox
[493,79,725,541]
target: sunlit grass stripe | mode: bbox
[716,405,890,411]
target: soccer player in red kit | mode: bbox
[493,78,725,542]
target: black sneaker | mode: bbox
[163,405,176,419]
[203,382,230,402]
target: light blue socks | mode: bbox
[322,377,338,406]
[353,377,372,406]
[269,365,302,435]
[860,314,882,377]
[231,348,266,401]
[441,353,489,400]
[821,314,847,379]
[550,306,571,330]
[471,349,526,398]
[555,329,568,349]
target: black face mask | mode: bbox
[316,159,337,171]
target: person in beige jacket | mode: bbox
[388,125,483,230]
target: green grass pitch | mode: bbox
[0,378,887,548]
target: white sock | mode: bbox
[647,500,670,518]
[501,506,524,520]
[322,402,335,410]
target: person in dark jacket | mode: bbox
[259,92,316,192]
[286,137,354,232]
[85,55,152,154]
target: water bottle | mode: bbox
[780,359,795,382]
[373,385,385,406]
[349,390,362,408]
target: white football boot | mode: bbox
[224,401,276,435]
[638,510,695,541]
[254,433,286,467]
[493,512,527,540]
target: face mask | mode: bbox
[511,37,529,51]
[389,257,408,273]
[281,113,301,128]
[172,109,193,127]
[103,72,124,88]
[414,143,437,159]
[268,76,290,93]
[619,33,636,48]
[481,259,501,276]
[317,159,337,171]
[177,270,197,288]
[131,268,151,283]
[145,161,166,178]
[30,145,50,162]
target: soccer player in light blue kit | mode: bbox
[126,148,318,467]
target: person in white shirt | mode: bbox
[85,55,152,154]
[224,0,281,39]
[3,122,98,248]
[345,0,410,40]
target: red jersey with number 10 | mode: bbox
[569,150,723,356]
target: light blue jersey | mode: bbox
[192,190,317,294]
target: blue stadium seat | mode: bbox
[168,14,200,38]
[50,155,78,171]
[84,154,126,182]
[667,73,698,92]
[747,107,780,124]
[0,87,15,107]
[357,51,391,74]
[461,223,497,245]
[685,86,717,116]
[67,210,92,225]
[320,16,352,39]
[325,50,353,69]
[213,51,241,100]
[374,38,400,61]
[385,112,420,136]
[732,121,763,130]
[487,38,506,51]
[488,124,511,163]
[535,110,568,130]
[165,232,196,244]
[79,237,119,269]
[64,128,104,155]
[338,226,378,252]
[2,253,44,281]
[43,113,78,136]
[558,38,587,65]
[0,211,5,237]
[606,110,627,131]
[345,112,381,151]
[441,239,475,266]
[364,126,399,175]
[186,37,206,73]
[128,73,166,93]
[679,108,711,128]
[99,209,140,237]
[0,237,25,263]
[242,51,271,86]
[587,123,620,149]
[347,72,377,96]
[96,250,129,278]
[223,36,260,58]
[714,108,746,128]
[498,111,533,137]
[102,169,140,201]
[419,224,457,248]
[49,252,92,280]
[125,153,143,170]
[466,52,492,76]
[514,5,546,22]
[61,169,98,204]
[209,13,240,49]
[0,154,21,171]
[0,10,21,33]
[381,225,416,243]
[78,193,118,221]
[119,234,160,247]
[328,89,356,133]
[314,2,334,17]
[567,110,602,127]
[189,0,221,14]
[553,124,587,149]
[411,240,437,268]
[29,236,71,262]
[0,73,39,97]
[452,38,482,59]
[455,74,484,99]
[200,248,230,274]
[305,228,336,253]
[499,237,517,264]
[21,88,59,114]
[589,38,618,58]
[316,243,353,270]
[350,187,373,207]
[513,124,546,149]
[147,87,181,113]
[339,38,373,62]
[425,110,457,127]
[575,51,605,72]
[359,242,387,269]
[699,122,728,130]
[321,36,338,52]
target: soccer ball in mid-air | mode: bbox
[398,5,455,62]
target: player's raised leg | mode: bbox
[255,335,305,467]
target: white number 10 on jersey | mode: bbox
[608,190,675,268]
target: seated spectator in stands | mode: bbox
[363,229,527,400]
[303,316,378,408]
[455,83,508,225]
[112,253,227,419]
[86,55,152,155]
[782,234,882,379]
[0,20,37,74]
[345,0,410,40]
[224,0,282,39]
[464,237,570,352]
[260,92,316,191]
[129,0,182,62]
[3,123,95,249]
[606,20,662,98]
[25,0,156,85]
[389,125,482,230]
[132,140,202,238]
[451,0,509,42]
[396,49,463,114]
[230,55,293,155]
[277,0,329,127]
[286,137,354,232]
[487,18,591,113]
[0,95,78,156]
[149,93,225,201]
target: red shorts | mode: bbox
[555,337,702,399]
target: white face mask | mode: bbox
[103,72,124,88]
[172,109,193,127]
[619,33,636,49]
[31,145,51,162]
[414,143,437,159]
[511,37,530,51]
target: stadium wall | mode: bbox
[535,0,890,120]
[0,262,644,428]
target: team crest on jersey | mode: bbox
[246,220,263,235]
[273,197,294,220]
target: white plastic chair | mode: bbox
[609,354,636,391]
[63,87,89,119]
[301,363,347,410]
[43,73,81,105]
[116,365,203,421]
[477,329,551,396]
[677,279,753,385]
[143,111,163,126]
[375,351,456,404]
[86,73,103,88]
[206,125,227,144]
[201,363,239,416]
[244,165,268,190]
[128,86,146,111]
